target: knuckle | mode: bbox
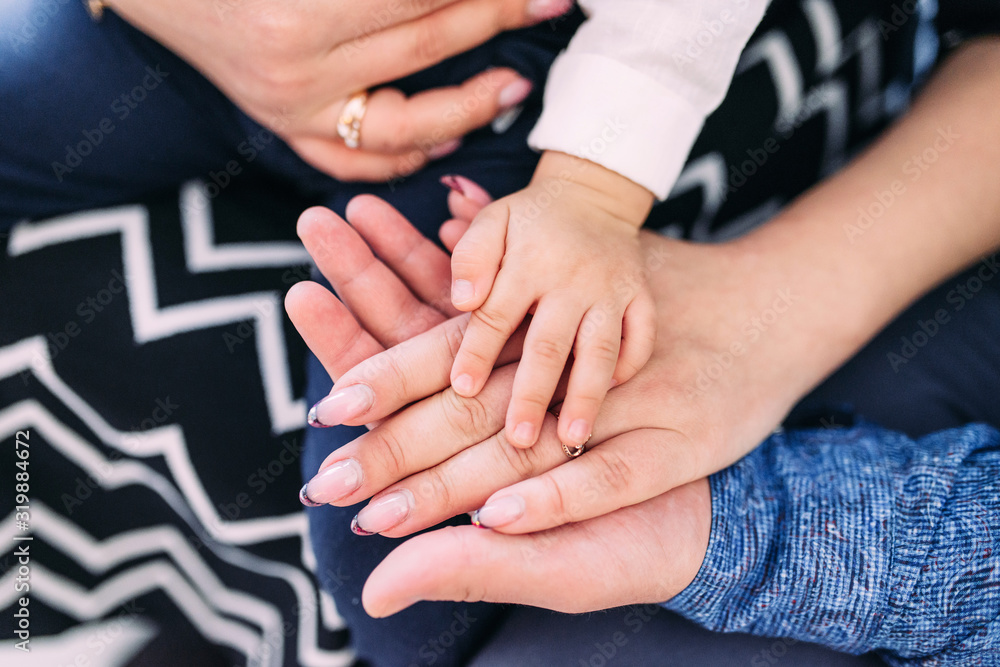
[579,334,620,365]
[540,474,574,523]
[414,467,454,511]
[442,389,491,436]
[528,336,571,366]
[410,19,447,65]
[372,428,408,478]
[592,449,633,498]
[472,305,515,340]
[497,436,545,479]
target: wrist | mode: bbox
[531,151,654,229]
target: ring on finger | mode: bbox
[337,91,369,150]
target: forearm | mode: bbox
[732,37,1000,401]
[666,421,1000,663]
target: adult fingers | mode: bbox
[297,207,447,346]
[504,298,583,448]
[344,195,456,315]
[439,219,471,253]
[300,365,516,509]
[308,69,532,155]
[311,316,529,428]
[285,135,449,183]
[332,0,573,94]
[449,201,508,311]
[442,174,494,222]
[362,478,711,617]
[284,281,384,380]
[556,308,623,448]
[470,429,702,535]
[353,409,572,538]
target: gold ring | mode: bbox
[336,91,369,150]
[562,441,587,458]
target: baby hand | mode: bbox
[447,152,657,449]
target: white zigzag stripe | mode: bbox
[1,617,158,667]
[0,336,349,658]
[0,508,279,667]
[0,562,266,665]
[179,181,312,272]
[3,505,286,666]
[0,399,350,666]
[803,0,883,127]
[7,205,305,434]
[0,338,303,545]
[737,30,804,129]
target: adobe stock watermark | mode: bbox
[887,252,999,372]
[843,126,960,244]
[689,288,799,396]
[672,0,752,70]
[577,604,664,667]
[51,65,170,182]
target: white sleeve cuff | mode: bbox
[527,53,706,200]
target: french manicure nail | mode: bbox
[428,138,462,160]
[308,385,375,427]
[568,419,590,444]
[351,489,414,535]
[498,78,533,109]
[441,175,466,196]
[452,373,475,396]
[300,459,364,506]
[451,279,474,305]
[527,0,572,20]
[472,495,525,529]
[513,421,536,446]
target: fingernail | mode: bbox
[428,138,462,160]
[528,0,572,20]
[447,175,493,206]
[300,459,364,506]
[498,78,533,109]
[568,419,590,444]
[452,373,475,396]
[451,279,474,306]
[441,175,466,196]
[308,385,375,427]
[472,495,525,529]
[513,421,536,446]
[351,489,414,535]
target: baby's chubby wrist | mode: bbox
[531,151,655,230]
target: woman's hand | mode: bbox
[106,0,571,181]
[284,196,709,617]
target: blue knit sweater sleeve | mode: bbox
[664,422,1000,665]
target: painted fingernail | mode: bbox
[441,175,466,196]
[451,279,474,305]
[527,0,572,20]
[498,78,533,110]
[300,459,364,506]
[452,373,475,396]
[513,421,536,446]
[472,495,525,529]
[428,138,462,160]
[308,385,375,427]
[568,419,590,444]
[351,489,414,535]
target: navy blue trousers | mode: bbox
[4,2,1000,665]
